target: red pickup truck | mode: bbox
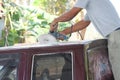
[0,39,114,80]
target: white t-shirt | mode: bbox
[74,0,120,37]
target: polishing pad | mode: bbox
[38,34,57,44]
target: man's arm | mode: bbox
[60,20,91,35]
[54,7,82,22]
[50,7,82,31]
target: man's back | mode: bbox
[74,0,120,37]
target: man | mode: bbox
[50,0,120,80]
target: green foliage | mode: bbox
[33,0,68,15]
[0,1,55,46]
[0,29,19,46]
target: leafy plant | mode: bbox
[0,1,53,46]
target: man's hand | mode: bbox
[50,19,58,32]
